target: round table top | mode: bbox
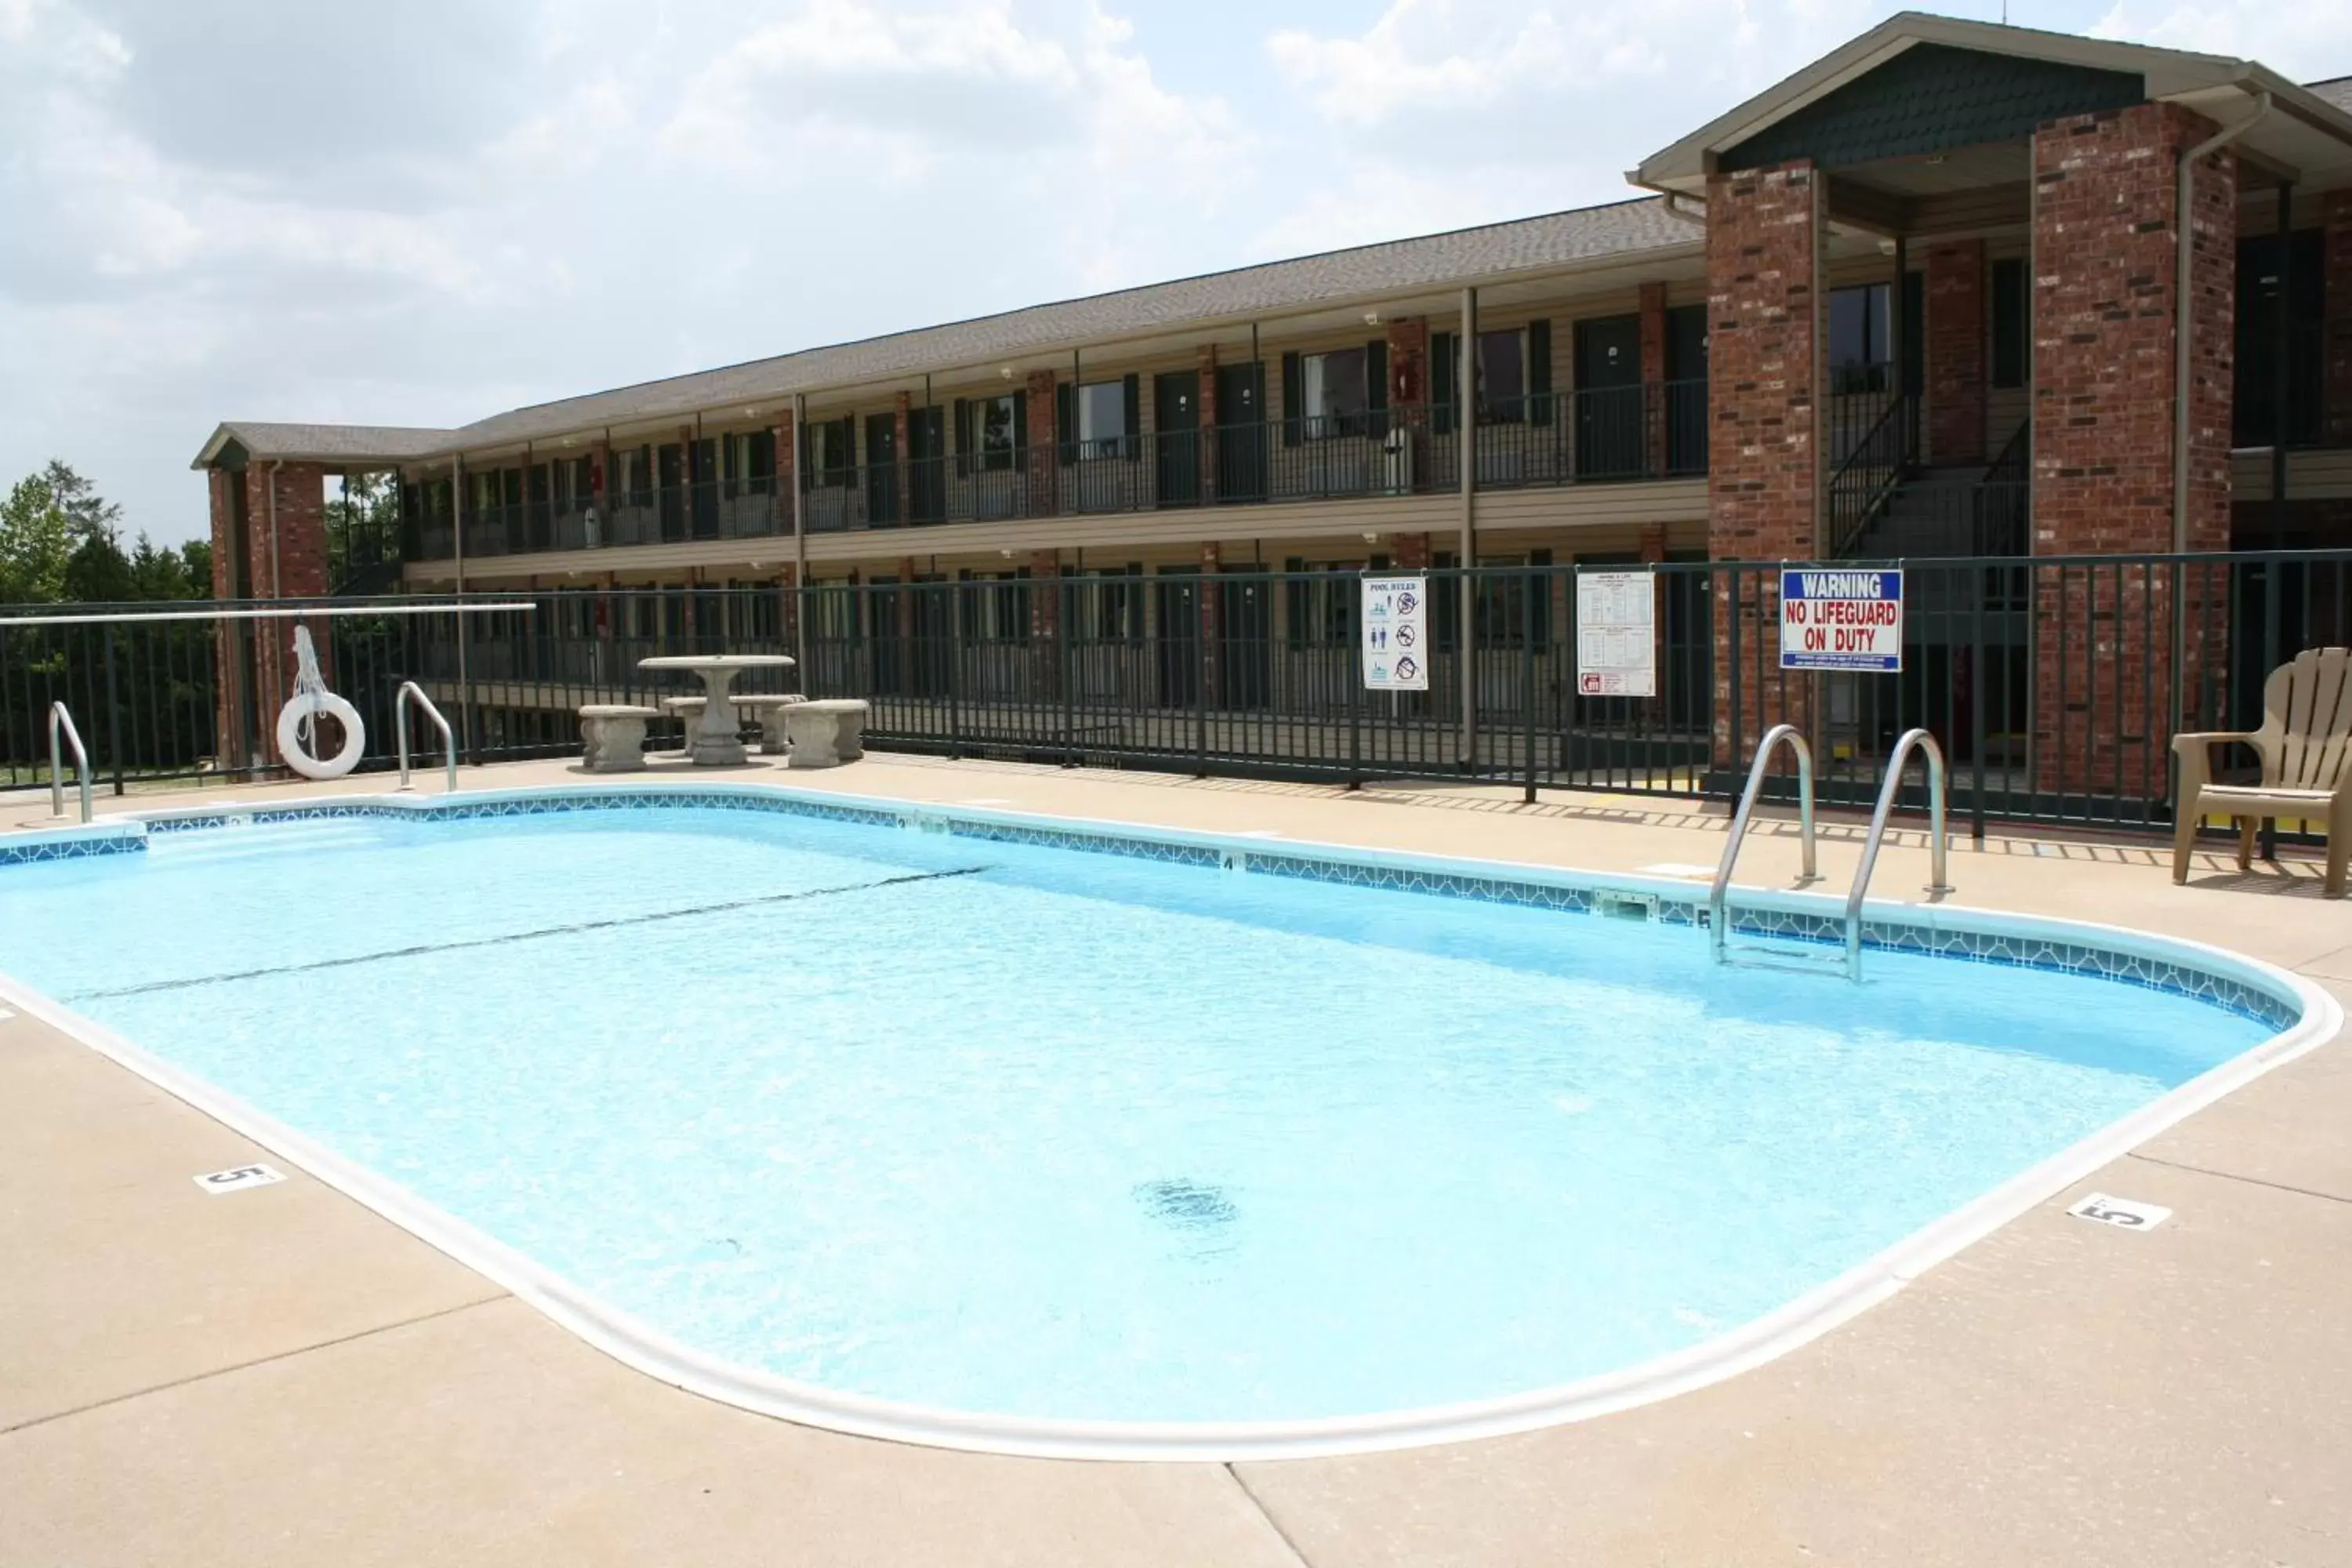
[637,654,797,671]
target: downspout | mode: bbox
[2172,93,2270,551]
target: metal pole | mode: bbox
[792,392,809,677]
[103,625,124,797]
[1458,285,1477,769]
[452,455,474,761]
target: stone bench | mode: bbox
[782,699,869,768]
[660,695,709,752]
[735,693,808,755]
[578,705,662,772]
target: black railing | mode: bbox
[15,556,2346,846]
[1828,391,1915,558]
[408,389,1709,561]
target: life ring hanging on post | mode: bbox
[277,624,366,779]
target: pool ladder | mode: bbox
[1711,725,1953,982]
[395,682,459,794]
[49,702,92,825]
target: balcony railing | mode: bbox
[412,384,1708,561]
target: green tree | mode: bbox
[0,470,78,604]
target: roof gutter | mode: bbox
[2172,90,2270,552]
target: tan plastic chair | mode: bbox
[2171,647,2352,898]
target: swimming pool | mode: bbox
[0,786,2332,1459]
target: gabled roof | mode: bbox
[191,421,454,471]
[2311,76,2352,115]
[441,198,1699,454]
[187,198,1700,470]
[1634,11,2352,192]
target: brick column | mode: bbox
[2325,188,2352,447]
[1705,158,1821,767]
[1638,283,1668,475]
[228,463,330,772]
[589,437,611,547]
[1925,238,1987,465]
[774,563,798,660]
[771,420,797,533]
[1196,346,1219,503]
[1198,542,1221,708]
[1386,318,1429,489]
[2029,103,2236,804]
[893,393,913,526]
[1392,532,1431,570]
[1029,548,1061,700]
[1025,370,1058,517]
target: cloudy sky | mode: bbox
[2,0,2345,544]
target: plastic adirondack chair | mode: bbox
[2171,647,2352,898]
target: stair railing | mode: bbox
[1827,391,1914,558]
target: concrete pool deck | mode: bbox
[4,755,2349,1566]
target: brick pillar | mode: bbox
[1705,158,1821,767]
[1392,532,1431,570]
[2029,103,2237,804]
[1386,318,1429,489]
[1029,548,1061,700]
[1198,541,1221,708]
[1638,283,1668,475]
[774,563,798,659]
[1196,346,1219,503]
[1926,238,1987,465]
[2325,188,2352,448]
[227,463,330,772]
[1638,523,1668,564]
[1025,369,1058,517]
[590,437,611,547]
[894,392,913,526]
[771,421,797,532]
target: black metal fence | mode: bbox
[5,555,2348,842]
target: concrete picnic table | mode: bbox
[637,654,796,766]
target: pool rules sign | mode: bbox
[1780,568,1904,673]
[1362,577,1429,691]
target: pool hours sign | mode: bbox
[1780,568,1904,673]
[1361,577,1429,691]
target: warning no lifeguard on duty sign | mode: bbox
[1780,568,1904,673]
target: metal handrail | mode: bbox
[1710,723,1819,962]
[395,681,458,793]
[48,702,92,824]
[1845,728,1955,980]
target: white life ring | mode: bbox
[278,689,366,779]
[275,624,365,779]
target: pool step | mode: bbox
[1717,938,1848,978]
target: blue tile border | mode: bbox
[0,784,2309,1032]
[0,829,144,866]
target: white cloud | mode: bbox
[6,0,2347,546]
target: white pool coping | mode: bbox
[1,780,2338,1462]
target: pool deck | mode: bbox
[5,754,2349,1566]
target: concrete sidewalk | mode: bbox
[5,755,2348,1566]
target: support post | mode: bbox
[1458,285,1477,769]
[2274,180,2293,537]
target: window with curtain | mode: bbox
[1302,349,1369,437]
[1476,328,1526,422]
[1076,382,1125,459]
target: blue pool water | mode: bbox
[0,804,2271,1425]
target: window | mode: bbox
[1301,349,1369,436]
[1076,382,1125,459]
[1991,260,2027,390]
[1828,283,1891,394]
[972,394,1018,470]
[808,419,856,488]
[1476,328,1526,422]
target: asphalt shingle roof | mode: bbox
[2309,75,2352,114]
[193,422,455,467]
[444,197,1699,453]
